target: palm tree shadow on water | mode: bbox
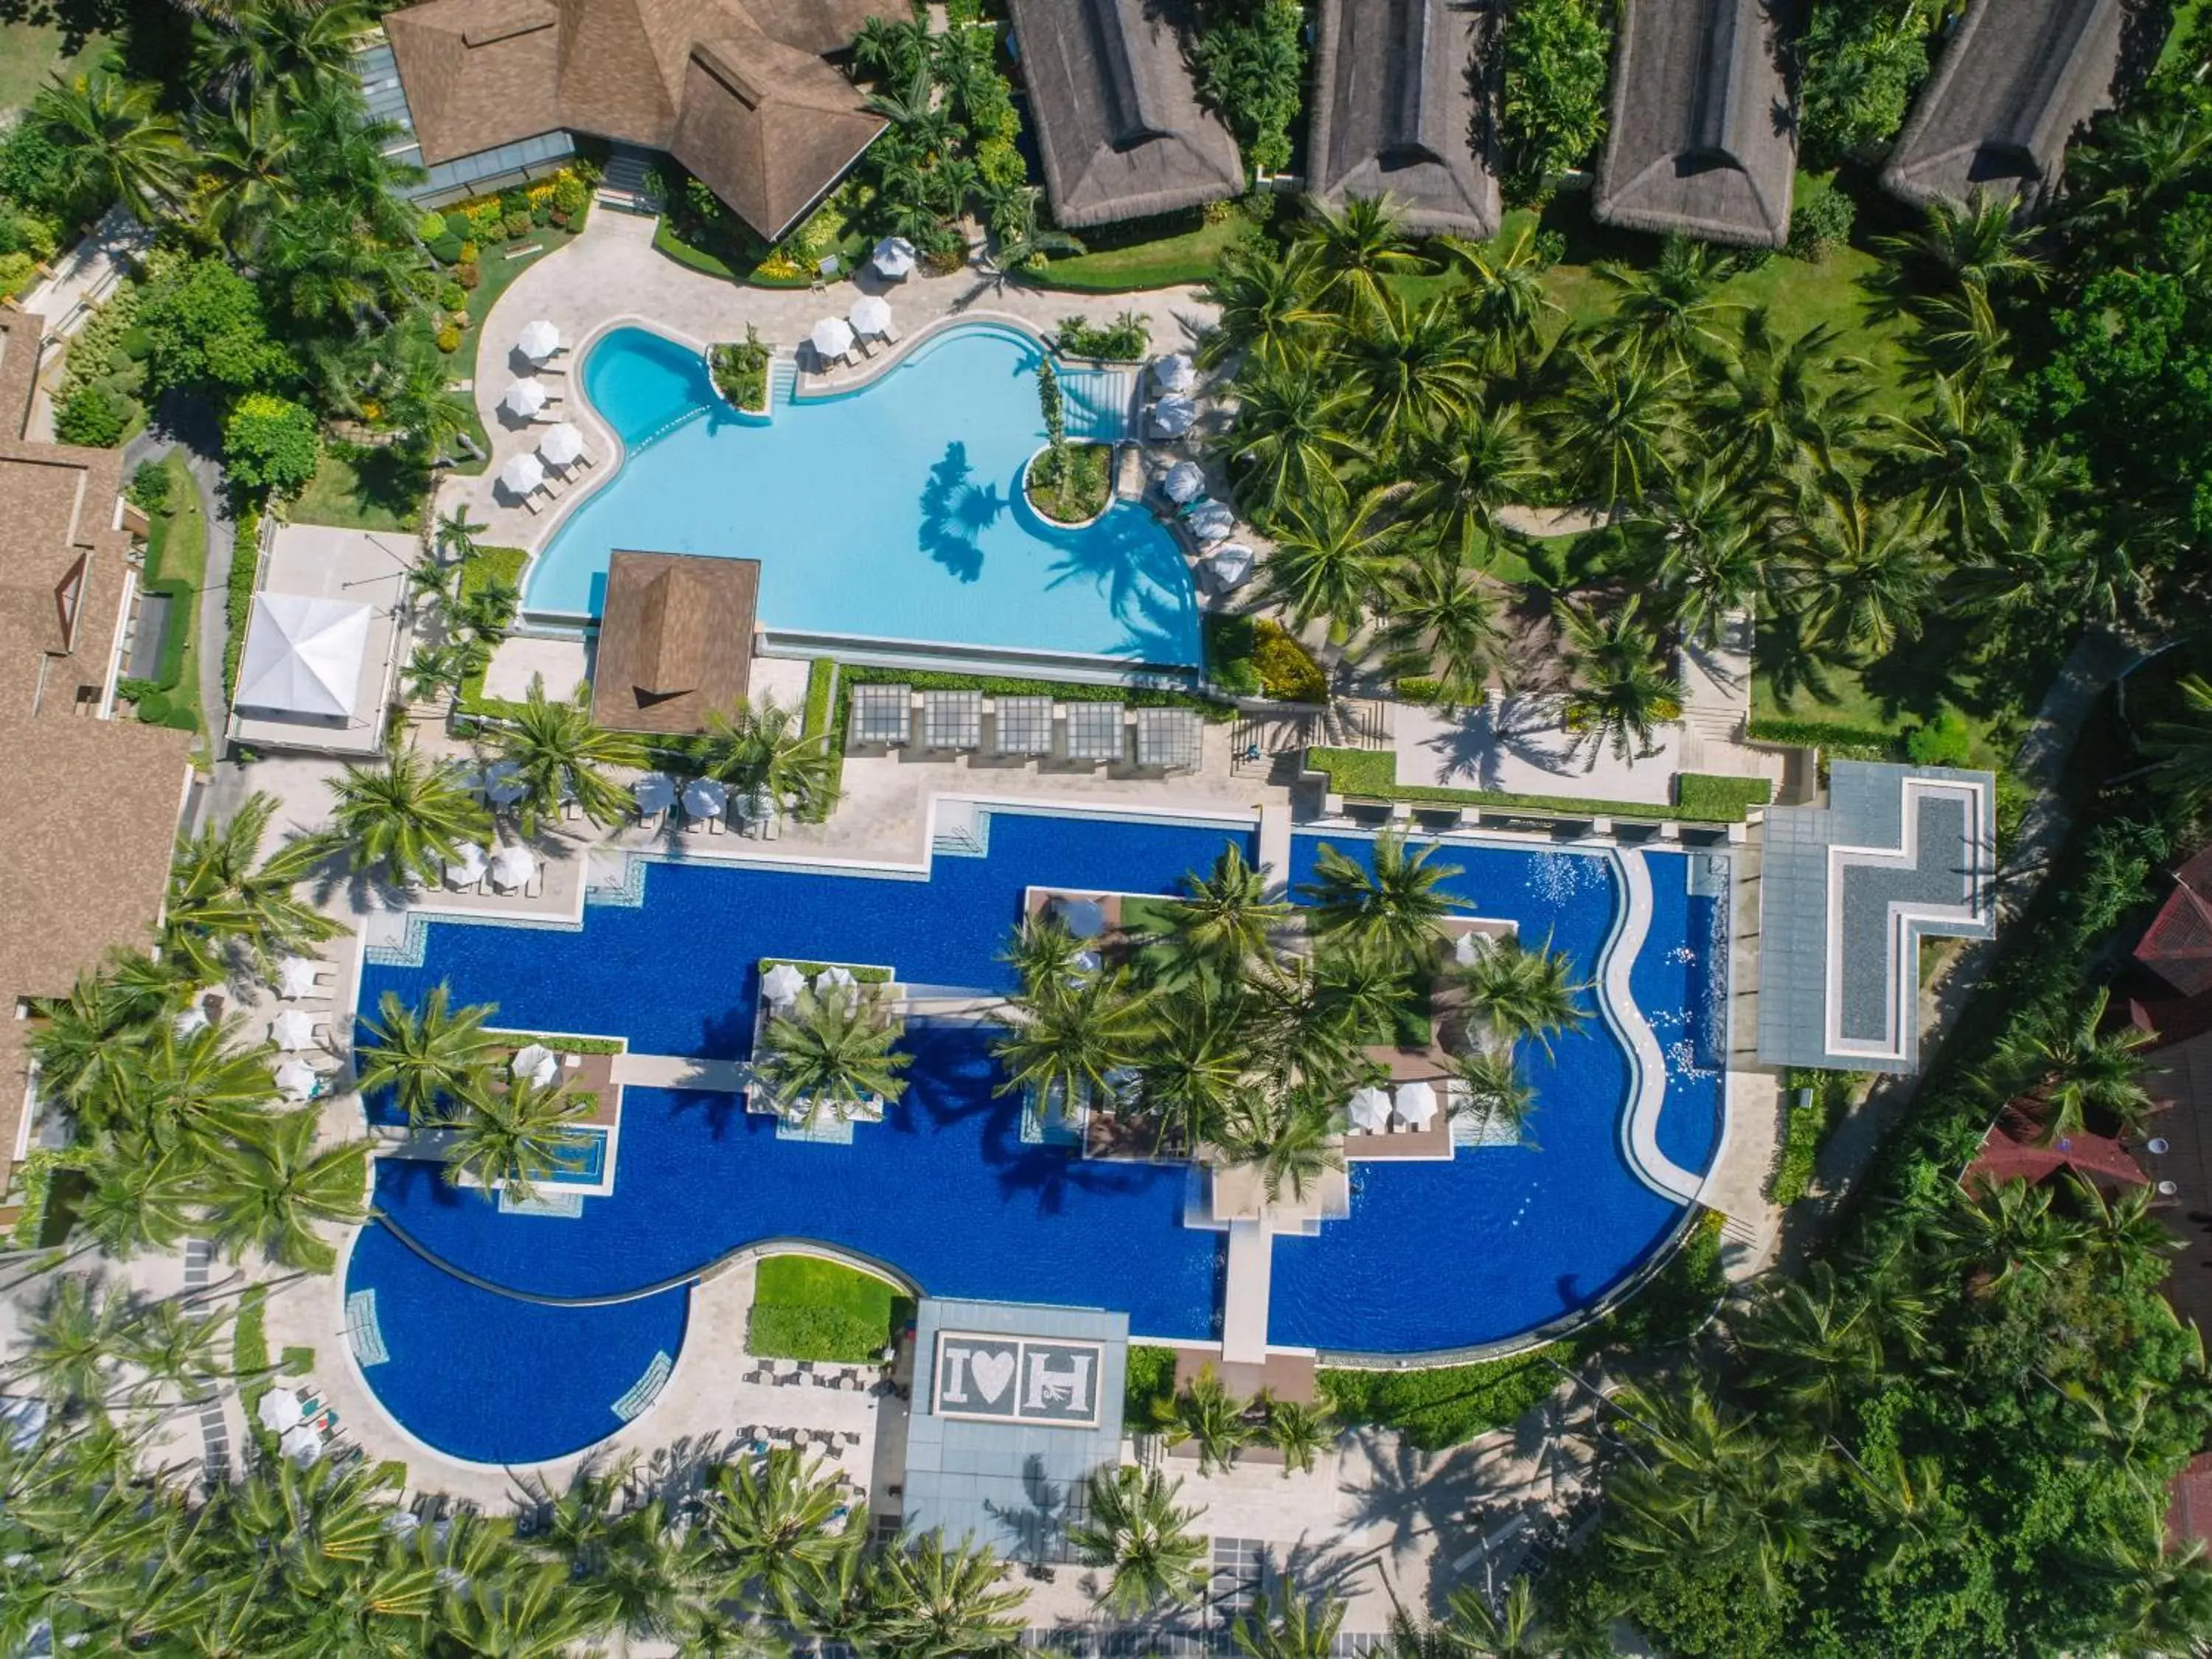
[918,440,1006,583]
[1043,509,1203,666]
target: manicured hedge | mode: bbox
[1123,1343,1178,1426]
[1320,1348,1568,1450]
[1309,747,1742,822]
[1745,716,1906,759]
[1674,773,1774,819]
[222,507,262,703]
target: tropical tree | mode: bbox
[1261,484,1404,641]
[490,675,646,832]
[1342,292,1482,442]
[1300,832,1462,972]
[1445,1047,1539,1144]
[4,1275,136,1417]
[1450,935,1588,1055]
[1642,469,1766,646]
[164,791,341,979]
[1549,341,1685,509]
[700,695,837,820]
[1298,193,1426,321]
[1780,484,1942,660]
[1380,538,1512,705]
[1927,1176,2090,1297]
[325,743,493,888]
[1068,1464,1208,1615]
[867,1532,1026,1658]
[1596,236,1742,366]
[1234,1579,1347,1658]
[2146,673,2212,812]
[981,182,1082,276]
[27,958,177,1111]
[699,1449,855,1623]
[1876,188,2049,299]
[97,1018,279,1154]
[1704,312,1868,487]
[1995,987,2162,1142]
[1559,599,1678,766]
[118,1299,231,1408]
[1144,843,1290,989]
[1160,1367,1253,1475]
[1441,226,1562,367]
[1216,1089,1344,1206]
[193,0,378,106]
[1134,993,1255,1155]
[192,94,300,255]
[538,1467,718,1655]
[1428,1579,1558,1657]
[754,987,911,1125]
[1399,400,1547,558]
[206,1108,369,1272]
[1220,361,1360,523]
[78,1133,204,1259]
[1199,239,1323,371]
[1262,1396,1335,1475]
[355,985,504,1124]
[994,968,1152,1120]
[429,1072,595,1203]
[31,70,189,220]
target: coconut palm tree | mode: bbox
[1906,281,2013,392]
[1781,483,1943,661]
[1068,1464,1208,1615]
[355,985,504,1123]
[1875,374,2030,560]
[993,970,1152,1121]
[1549,341,1686,511]
[1876,188,2049,299]
[1928,1177,2090,1296]
[1152,844,1292,983]
[1199,240,1324,371]
[1259,485,1400,641]
[1560,601,1678,766]
[1731,1262,1879,1429]
[1234,1579,1347,1658]
[99,1018,279,1155]
[164,792,342,981]
[754,987,911,1126]
[490,675,646,832]
[1343,292,1482,444]
[1638,466,1767,647]
[1432,1579,1557,1657]
[1996,987,2161,1143]
[1450,935,1588,1056]
[206,1109,368,1272]
[700,695,836,821]
[1595,236,1742,366]
[192,0,377,105]
[31,70,190,220]
[5,1275,136,1417]
[1001,911,1087,991]
[981,182,1083,279]
[698,1447,850,1624]
[1298,193,1426,321]
[1445,1047,1539,1144]
[540,1470,717,1656]
[1300,832,1462,973]
[1217,1089,1343,1206]
[1221,362,1360,524]
[430,1074,595,1203]
[1704,312,1869,488]
[27,959,176,1110]
[1135,993,1256,1155]
[1380,539,1511,705]
[1159,1366,1253,1475]
[2150,674,2212,813]
[852,10,931,80]
[1439,227,1561,368]
[79,1133,204,1259]
[866,1531,1025,1659]
[1399,401,1546,559]
[442,1558,605,1658]
[326,743,493,889]
[434,504,489,565]
[118,1300,231,1408]
[192,93,300,256]
[1263,1396,1334,1475]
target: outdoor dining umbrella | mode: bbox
[1051,897,1108,939]
[501,378,549,418]
[633,772,675,815]
[814,965,858,1001]
[498,453,545,496]
[1161,459,1206,504]
[1348,1085,1391,1133]
[276,956,320,999]
[1151,352,1196,394]
[271,1009,316,1051]
[510,1043,559,1088]
[274,1059,318,1102]
[872,236,917,279]
[1148,395,1197,437]
[490,844,537,891]
[448,841,487,886]
[257,1387,305,1434]
[538,422,585,467]
[515,319,560,362]
[810,317,855,363]
[1186,500,1236,543]
[1206,543,1256,591]
[849,294,892,339]
[762,963,807,1007]
[484,760,528,805]
[1394,1079,1440,1129]
[683,777,728,821]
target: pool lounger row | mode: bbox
[848,686,1203,772]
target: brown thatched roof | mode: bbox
[1307,0,1500,237]
[385,0,896,237]
[591,551,758,734]
[1592,0,1796,248]
[1006,0,1244,227]
[1882,0,2121,215]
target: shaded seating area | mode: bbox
[919,690,981,752]
[990,695,1056,758]
[1133,706,1202,773]
[849,682,912,749]
[591,553,759,737]
[1063,700,1127,765]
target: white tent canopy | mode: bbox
[872,236,916,279]
[1394,1079,1439,1128]
[815,965,858,1001]
[447,841,487,885]
[280,1422,324,1465]
[538,422,585,467]
[511,1043,558,1087]
[1161,459,1206,504]
[271,1009,316,1051]
[1151,352,1196,393]
[849,294,892,338]
[235,594,369,720]
[276,956,320,999]
[490,844,537,891]
[762,963,807,1006]
[515,319,560,361]
[499,453,545,496]
[633,772,675,815]
[501,378,549,417]
[810,317,855,361]
[1348,1085,1391,1132]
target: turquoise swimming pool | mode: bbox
[524,323,1201,667]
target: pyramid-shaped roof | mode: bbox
[236,593,371,720]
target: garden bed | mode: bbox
[745,1253,907,1363]
[1023,442,1112,525]
[709,327,772,413]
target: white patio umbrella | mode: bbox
[173,1004,209,1038]
[490,844,537,891]
[271,1009,316,1052]
[510,1043,559,1088]
[281,1422,324,1466]
[484,760,528,805]
[1148,395,1197,437]
[1348,1085,1392,1133]
[1454,931,1484,966]
[447,841,487,886]
[683,778,728,821]
[498,452,545,496]
[274,1059,319,1102]
[257,1387,305,1434]
[515,319,560,362]
[277,956,321,999]
[810,317,855,363]
[1206,543,1255,591]
[633,772,675,815]
[1151,352,1196,394]
[1186,500,1236,543]
[1394,1079,1440,1129]
[1161,459,1206,504]
[501,378,549,418]
[872,235,917,279]
[762,963,807,1007]
[538,422,585,467]
[815,965,858,1001]
[849,293,892,339]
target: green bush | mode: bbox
[131,689,169,723]
[417,210,448,242]
[1191,0,1304,174]
[1674,773,1775,819]
[1124,1343,1178,1425]
[0,250,35,300]
[127,459,174,512]
[1321,1349,1567,1450]
[502,210,532,240]
[1594,1210,1726,1349]
[551,173,589,217]
[1787,184,1857,260]
[435,325,462,354]
[1906,706,1975,768]
[1205,613,1263,696]
[1746,715,1905,759]
[1500,0,1613,197]
[224,508,261,702]
[453,260,481,291]
[709,325,773,411]
[223,394,321,497]
[55,384,128,448]
[437,281,467,312]
[1054,311,1151,362]
[1251,619,1326,702]
[1769,1072,1849,1206]
[1798,0,1933,168]
[426,231,465,265]
[466,201,503,240]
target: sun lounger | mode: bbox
[523,493,546,516]
[542,475,568,500]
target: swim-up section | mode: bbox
[345,810,1729,1458]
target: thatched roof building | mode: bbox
[1307,0,1500,237]
[1882,0,2122,215]
[1005,0,1244,228]
[384,0,897,238]
[590,552,758,734]
[1592,0,1795,248]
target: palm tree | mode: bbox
[1780,484,1941,661]
[32,70,189,220]
[1439,227,1561,367]
[430,1073,595,1203]
[1704,312,1869,487]
[1876,188,2049,299]
[1001,911,1086,990]
[163,792,341,981]
[852,11,932,81]
[1399,401,1546,559]
[1135,992,1255,1155]
[119,1299,231,1408]
[1216,1090,1343,1206]
[1435,1579,1557,1657]
[1262,1396,1334,1475]
[1595,236,1742,366]
[1301,832,1462,972]
[79,1133,203,1259]
[994,970,1152,1122]
[1450,935,1588,1056]
[1549,341,1685,510]
[1343,292,1481,443]
[101,1018,279,1154]
[1445,1047,1539,1144]
[1199,240,1324,371]
[1380,539,1511,705]
[489,675,646,832]
[5,1275,135,1417]
[1642,470,1766,647]
[1068,1464,1208,1615]
[1146,844,1291,988]
[207,1109,369,1272]
[27,959,175,1110]
[1259,486,1400,641]
[434,504,488,565]
[754,988,911,1125]
[1876,373,2029,560]
[355,985,504,1123]
[441,1558,605,1658]
[1234,1579,1347,1658]
[1160,1367,1252,1475]
[192,94,299,255]
[193,0,377,105]
[700,695,836,821]
[538,1468,716,1656]
[1221,361,1360,524]
[866,1531,1025,1659]
[326,743,493,888]
[1559,600,1678,766]
[1731,1262,1878,1429]
[981,183,1082,278]
[1298,194,1425,321]
[1929,1177,2089,1297]
[2150,673,2212,813]
[1996,987,2161,1142]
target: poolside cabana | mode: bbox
[849,682,912,749]
[1064,701,1126,765]
[992,695,1056,757]
[590,552,759,737]
[1134,706,1202,773]
[1206,543,1255,594]
[921,689,982,751]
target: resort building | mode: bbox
[378,0,899,237]
[1005,0,1245,228]
[1306,0,1502,238]
[227,524,409,757]
[0,305,194,1201]
[589,551,759,736]
[1882,0,2123,215]
[1592,0,1796,248]
[1755,762,1997,1074]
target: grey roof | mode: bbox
[1882,0,2121,215]
[1592,0,1796,248]
[1006,0,1245,227]
[920,689,982,751]
[1063,701,1126,762]
[902,1298,1127,1565]
[1307,0,1500,237]
[1756,762,1997,1074]
[1133,706,1202,771]
[849,683,910,747]
[992,695,1056,756]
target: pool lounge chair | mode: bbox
[522,493,546,517]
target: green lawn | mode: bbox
[142,453,208,744]
[0,20,103,117]
[1028,214,1251,293]
[442,220,581,476]
[745,1254,907,1363]
[290,445,430,533]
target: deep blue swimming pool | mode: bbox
[347,812,1728,1461]
[524,324,1200,667]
